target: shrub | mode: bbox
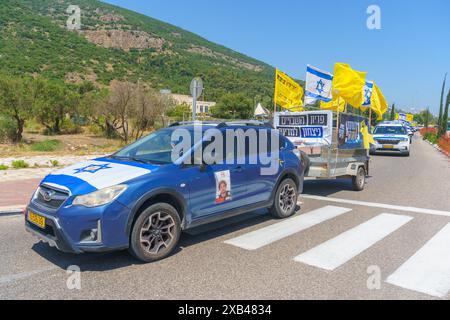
[438,136,450,154]
[24,119,43,134]
[0,116,17,143]
[423,132,439,144]
[87,123,104,136]
[0,164,9,170]
[30,139,62,152]
[11,160,29,169]
[61,119,83,135]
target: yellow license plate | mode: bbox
[383,145,394,149]
[28,211,46,229]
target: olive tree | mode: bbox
[34,80,79,134]
[0,76,38,142]
[94,81,172,142]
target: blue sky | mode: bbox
[103,0,450,114]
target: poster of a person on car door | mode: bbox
[215,170,232,204]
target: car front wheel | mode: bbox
[129,203,181,263]
[270,178,298,219]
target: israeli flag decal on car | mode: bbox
[41,159,153,195]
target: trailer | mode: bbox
[274,110,370,191]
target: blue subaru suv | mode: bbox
[25,122,304,262]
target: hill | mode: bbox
[0,0,276,101]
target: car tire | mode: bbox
[352,166,366,191]
[270,178,298,219]
[128,203,181,263]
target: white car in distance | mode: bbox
[370,123,411,157]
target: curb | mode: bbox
[0,206,25,216]
[420,136,450,159]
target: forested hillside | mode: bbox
[0,0,276,100]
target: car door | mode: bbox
[242,129,282,204]
[187,131,248,220]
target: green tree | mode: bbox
[0,75,37,142]
[442,89,450,134]
[211,93,253,119]
[34,80,79,134]
[390,103,396,120]
[167,103,191,120]
[438,74,448,136]
[424,108,431,128]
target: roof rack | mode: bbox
[169,120,274,129]
[169,121,219,127]
[217,120,274,129]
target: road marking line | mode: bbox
[294,213,413,271]
[386,222,450,298]
[301,195,450,217]
[224,205,351,250]
[0,266,56,286]
[0,206,25,216]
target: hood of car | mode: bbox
[40,157,158,196]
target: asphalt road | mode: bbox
[1,135,449,300]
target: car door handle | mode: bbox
[233,166,244,173]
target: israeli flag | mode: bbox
[305,65,333,105]
[42,159,154,195]
[363,81,374,107]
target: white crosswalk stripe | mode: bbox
[223,204,450,298]
[293,213,413,271]
[224,205,351,250]
[386,222,450,298]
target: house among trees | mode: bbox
[170,93,216,115]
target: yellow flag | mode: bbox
[275,69,304,111]
[332,63,366,108]
[284,106,304,112]
[360,121,375,149]
[370,82,388,120]
[320,96,346,112]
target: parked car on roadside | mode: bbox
[25,122,304,262]
[370,123,411,157]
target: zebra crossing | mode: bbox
[223,205,351,250]
[223,205,450,298]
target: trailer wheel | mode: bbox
[352,166,366,191]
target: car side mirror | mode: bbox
[199,163,208,172]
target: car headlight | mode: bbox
[72,185,128,208]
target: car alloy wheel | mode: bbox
[139,211,176,255]
[278,183,296,215]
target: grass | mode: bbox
[49,159,59,167]
[11,160,29,169]
[0,164,8,170]
[30,139,62,152]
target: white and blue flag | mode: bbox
[42,159,154,195]
[305,65,333,105]
[363,81,374,107]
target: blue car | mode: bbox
[25,122,304,262]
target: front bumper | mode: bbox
[25,200,131,254]
[370,141,410,154]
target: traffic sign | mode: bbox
[190,77,203,99]
[190,77,203,121]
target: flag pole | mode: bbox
[274,69,278,115]
[333,93,341,177]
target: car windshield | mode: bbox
[112,129,198,165]
[374,126,407,135]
